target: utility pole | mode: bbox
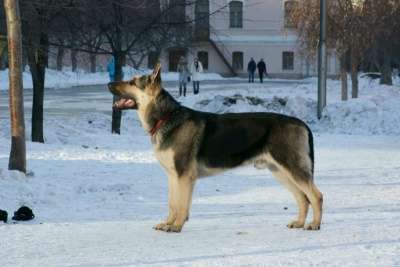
[317,0,327,119]
[4,0,26,173]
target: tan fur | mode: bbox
[154,149,176,176]
[153,143,197,232]
[154,163,196,232]
[263,153,322,230]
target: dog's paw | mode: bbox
[153,223,182,233]
[287,220,305,229]
[304,222,321,231]
[153,222,169,231]
[165,224,182,233]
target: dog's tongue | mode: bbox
[113,98,136,109]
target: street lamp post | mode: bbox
[317,0,327,119]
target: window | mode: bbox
[197,51,208,70]
[168,0,186,24]
[147,52,159,69]
[229,1,243,28]
[282,51,294,70]
[232,51,243,70]
[284,1,298,28]
[195,0,210,40]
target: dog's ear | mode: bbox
[150,63,161,85]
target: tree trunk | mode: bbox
[380,50,392,85]
[71,49,77,72]
[4,0,26,173]
[56,46,64,71]
[27,33,48,143]
[340,54,348,101]
[350,50,358,99]
[111,52,125,134]
[89,53,96,73]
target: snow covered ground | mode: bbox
[0,77,400,266]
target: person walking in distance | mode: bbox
[257,58,267,83]
[190,57,203,95]
[107,56,124,82]
[177,56,189,97]
[247,57,256,83]
[107,57,115,82]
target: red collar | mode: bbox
[149,112,175,136]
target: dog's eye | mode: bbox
[129,81,135,85]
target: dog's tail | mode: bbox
[306,125,314,175]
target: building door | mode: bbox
[197,51,208,70]
[169,49,186,71]
[232,51,243,71]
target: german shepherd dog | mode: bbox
[108,64,323,233]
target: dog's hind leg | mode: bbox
[275,159,323,230]
[266,160,310,229]
[285,181,310,229]
[283,158,323,230]
[295,179,323,230]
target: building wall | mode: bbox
[182,0,339,78]
[210,0,283,34]
[146,0,340,78]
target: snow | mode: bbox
[0,76,400,266]
[178,76,400,135]
[0,67,227,90]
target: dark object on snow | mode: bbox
[0,210,8,223]
[12,206,35,221]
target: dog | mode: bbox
[108,63,323,233]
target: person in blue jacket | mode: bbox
[107,57,115,82]
[107,56,124,81]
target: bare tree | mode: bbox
[59,0,193,134]
[4,0,26,173]
[19,0,71,143]
[55,41,65,71]
[29,0,225,135]
[293,0,367,100]
[363,0,400,85]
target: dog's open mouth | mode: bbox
[113,98,137,110]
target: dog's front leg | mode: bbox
[154,174,178,231]
[172,174,195,232]
[154,174,195,233]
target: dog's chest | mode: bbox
[154,148,176,175]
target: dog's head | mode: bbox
[108,63,162,110]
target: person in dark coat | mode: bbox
[247,57,256,83]
[257,58,267,83]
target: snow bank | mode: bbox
[177,77,400,135]
[0,67,226,90]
